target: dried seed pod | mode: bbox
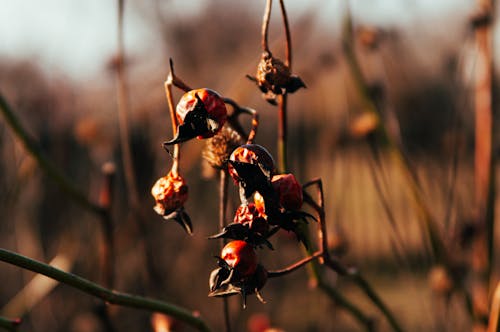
[228,144,275,183]
[202,124,245,170]
[164,88,228,145]
[151,171,188,216]
[248,51,305,105]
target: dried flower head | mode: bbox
[248,51,305,105]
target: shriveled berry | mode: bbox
[234,203,269,235]
[221,240,258,277]
[151,171,188,216]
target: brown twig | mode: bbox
[268,251,322,277]
[164,59,184,176]
[278,0,292,68]
[218,170,231,332]
[261,0,272,53]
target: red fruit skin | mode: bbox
[253,173,303,211]
[271,173,303,210]
[228,144,275,183]
[176,88,227,139]
[221,240,258,277]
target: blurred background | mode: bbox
[0,0,499,331]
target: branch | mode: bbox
[0,248,211,332]
[0,93,103,216]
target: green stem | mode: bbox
[0,94,103,216]
[0,248,211,332]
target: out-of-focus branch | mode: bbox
[0,93,104,216]
[341,8,446,264]
[0,248,211,332]
[115,0,139,208]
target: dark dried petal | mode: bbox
[163,208,193,235]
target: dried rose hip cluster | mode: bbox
[208,144,315,305]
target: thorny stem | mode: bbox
[0,317,20,332]
[0,248,211,332]
[0,93,104,216]
[115,0,139,208]
[261,0,272,53]
[218,170,231,332]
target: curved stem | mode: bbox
[278,0,292,69]
[261,0,272,53]
[0,248,211,332]
[223,98,259,144]
[268,250,322,278]
[0,94,103,216]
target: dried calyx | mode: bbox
[247,51,305,105]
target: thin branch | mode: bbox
[218,170,231,332]
[0,248,211,332]
[164,60,182,176]
[223,98,259,144]
[303,179,404,332]
[277,94,288,174]
[261,0,272,53]
[278,0,292,68]
[268,250,322,278]
[341,8,446,264]
[115,0,139,208]
[97,162,116,289]
[0,93,103,216]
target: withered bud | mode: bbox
[248,51,305,105]
[203,124,245,169]
[151,171,188,216]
